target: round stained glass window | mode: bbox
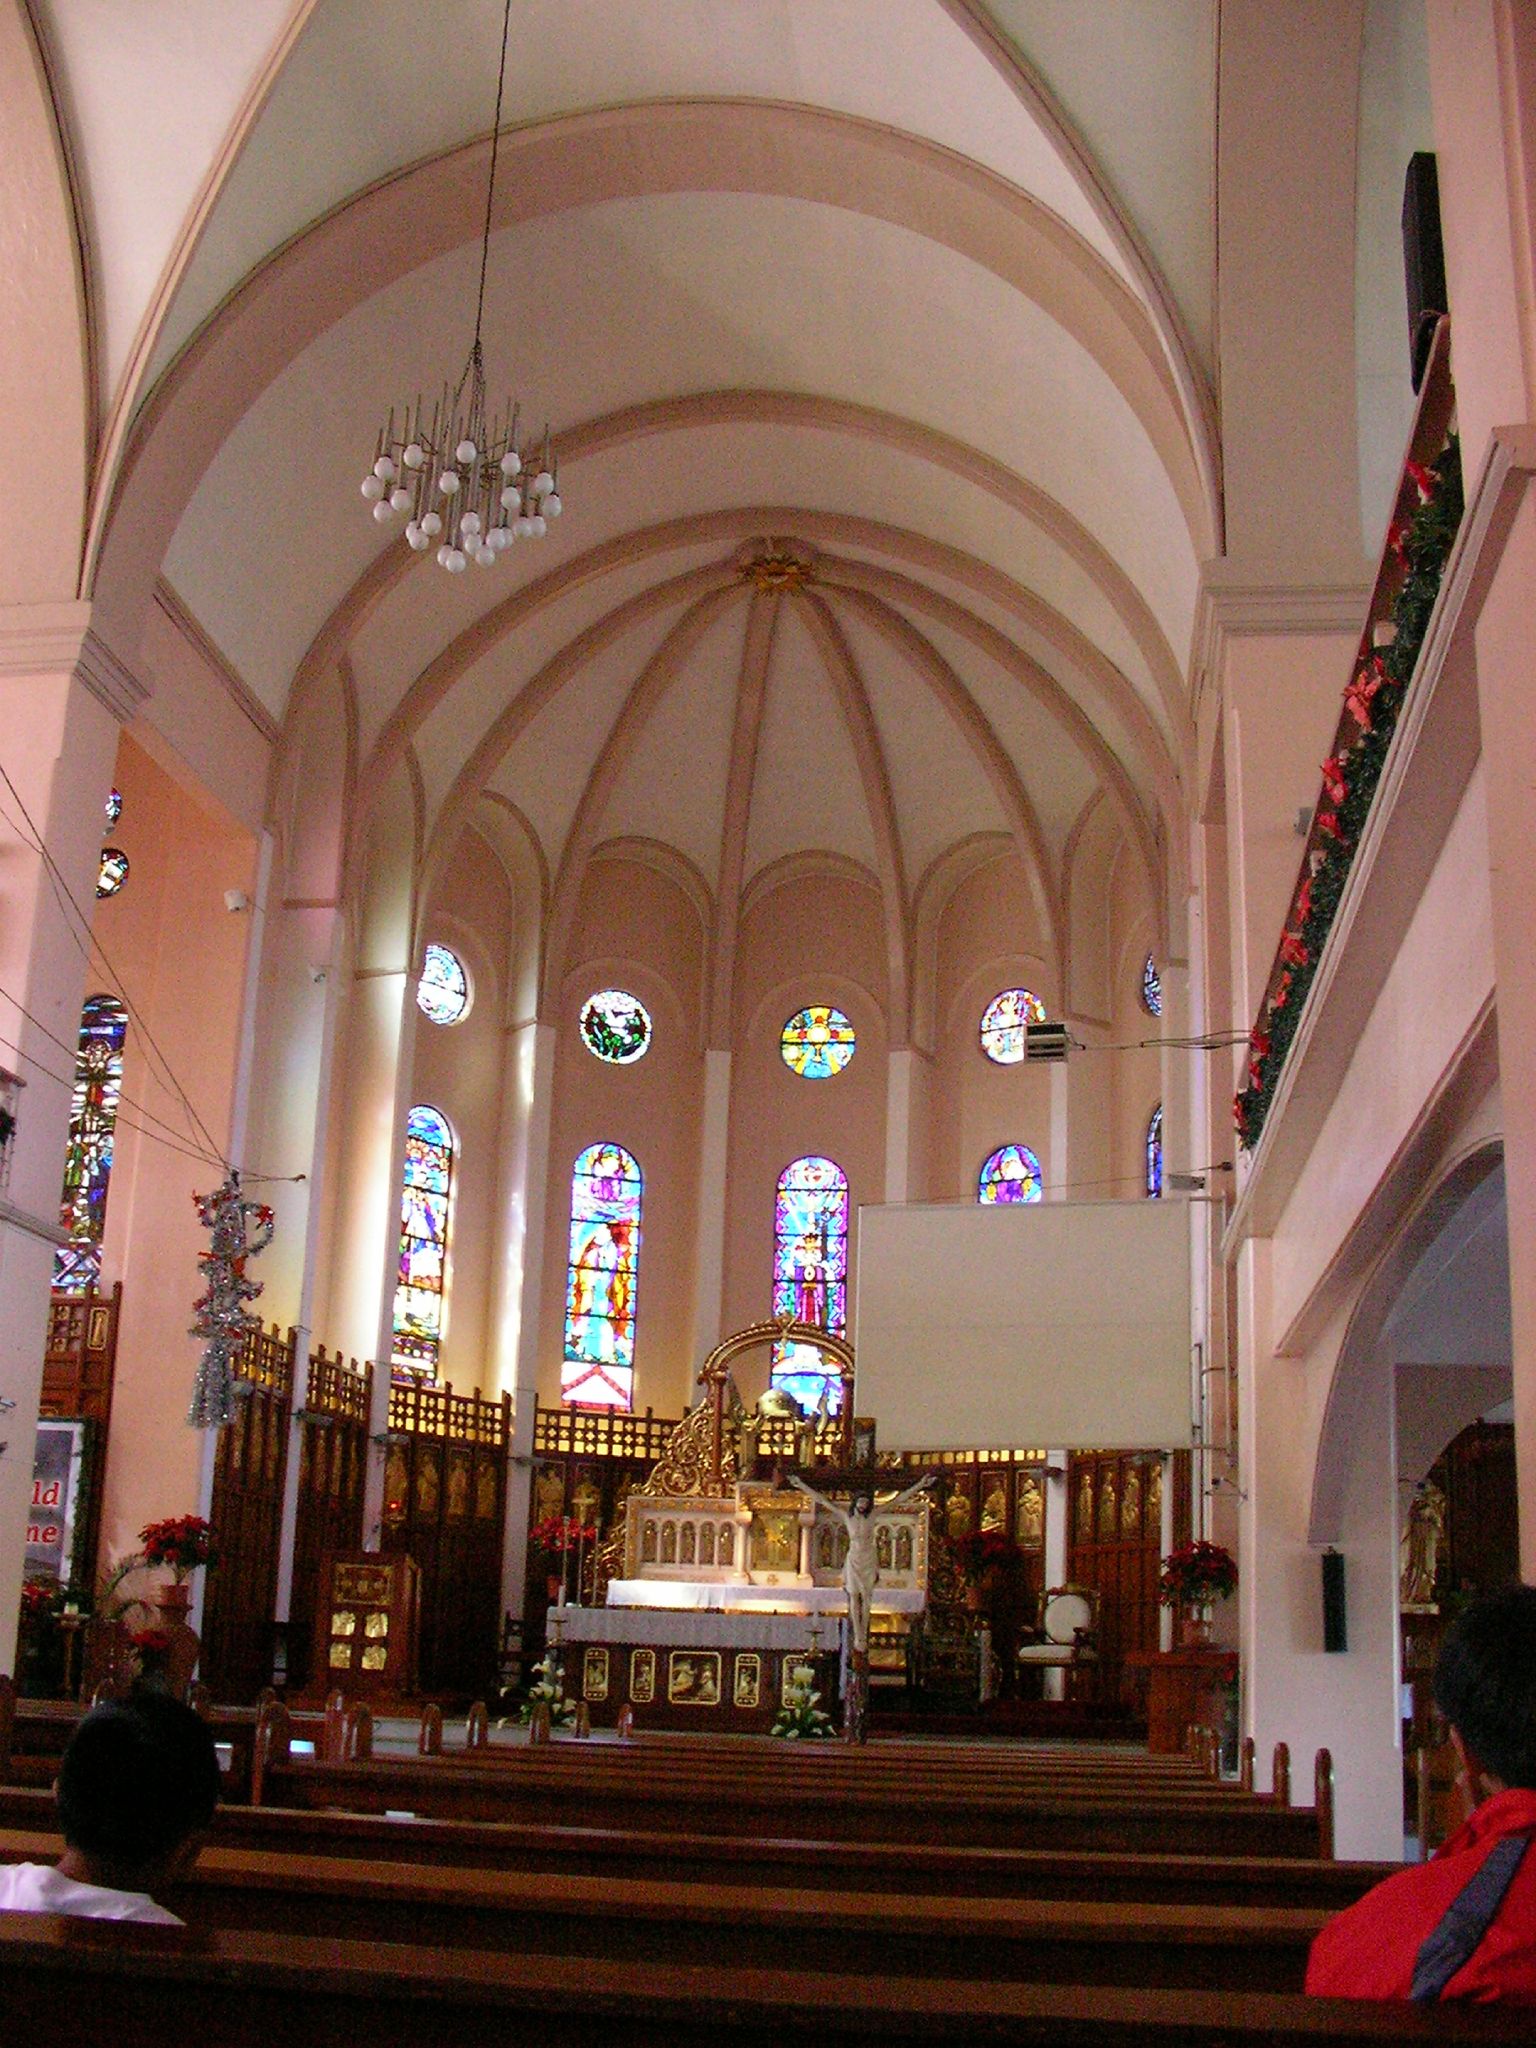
[780,1005,856,1079]
[979,987,1046,1065]
[417,942,470,1026]
[1142,954,1163,1017]
[580,989,652,1065]
[96,848,129,899]
[978,1143,1043,1204]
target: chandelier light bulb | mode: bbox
[530,514,547,537]
[355,0,564,574]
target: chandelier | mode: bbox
[358,0,561,572]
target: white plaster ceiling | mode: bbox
[38,0,1235,967]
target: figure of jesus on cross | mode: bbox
[790,1472,935,1655]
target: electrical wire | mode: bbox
[0,761,230,1164]
[0,1032,226,1169]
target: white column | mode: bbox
[884,1049,929,1203]
[689,1048,732,1360]
[1049,1062,1069,1198]
[498,1021,557,1618]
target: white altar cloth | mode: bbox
[605,1578,923,1616]
[553,1605,844,1651]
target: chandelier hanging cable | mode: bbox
[359,0,561,572]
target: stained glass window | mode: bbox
[53,995,128,1291]
[96,848,129,899]
[417,942,470,1026]
[978,1143,1043,1204]
[391,1104,454,1378]
[979,987,1046,1065]
[771,1155,849,1413]
[580,989,652,1064]
[563,1142,642,1410]
[1142,954,1163,1016]
[104,789,122,827]
[1146,1104,1163,1198]
[780,1005,856,1079]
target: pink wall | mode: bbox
[93,731,257,1570]
[536,858,706,1417]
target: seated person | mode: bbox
[0,1686,220,1925]
[1306,1584,1536,2003]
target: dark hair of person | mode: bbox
[57,1687,221,1864]
[1432,1584,1536,1790]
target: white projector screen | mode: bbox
[854,1197,1192,1450]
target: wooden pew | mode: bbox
[0,1813,1396,1910]
[250,1742,1329,1856]
[2,1915,1533,2048]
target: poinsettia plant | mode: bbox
[1159,1540,1238,1608]
[529,1513,597,1557]
[18,1578,58,1630]
[139,1515,216,1582]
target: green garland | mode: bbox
[1235,438,1463,1151]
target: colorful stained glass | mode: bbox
[771,1155,849,1413]
[779,1005,855,1079]
[391,1104,454,1377]
[96,848,129,899]
[978,1143,1043,1204]
[579,989,651,1064]
[979,987,1046,1065]
[416,942,470,1026]
[1146,1104,1163,1198]
[1142,954,1163,1016]
[104,789,122,827]
[563,1141,642,1410]
[53,995,128,1291]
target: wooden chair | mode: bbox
[1016,1584,1101,1700]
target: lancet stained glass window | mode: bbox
[53,995,128,1291]
[1142,954,1163,1017]
[1146,1104,1163,1198]
[417,942,470,1026]
[392,1104,454,1378]
[563,1142,642,1410]
[979,987,1046,1065]
[771,1155,849,1414]
[780,1005,856,1079]
[978,1143,1043,1204]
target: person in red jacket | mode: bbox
[1306,1584,1536,2004]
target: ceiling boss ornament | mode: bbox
[358,0,562,573]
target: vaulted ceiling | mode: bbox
[38,0,1230,947]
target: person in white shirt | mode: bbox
[0,1686,220,1925]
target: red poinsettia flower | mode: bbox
[1294,876,1313,923]
[1279,930,1309,968]
[1404,458,1436,504]
[1315,808,1345,842]
[1320,754,1348,806]
[1269,970,1293,1013]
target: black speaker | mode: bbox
[1402,151,1448,392]
[1321,1549,1347,1654]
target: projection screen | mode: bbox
[853,1197,1193,1450]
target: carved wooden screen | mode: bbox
[1067,1449,1176,1693]
[527,1402,679,1618]
[382,1379,509,1696]
[892,1447,1049,1618]
[287,1345,372,1693]
[202,1323,294,1701]
[40,1284,122,1582]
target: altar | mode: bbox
[548,1316,936,1732]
